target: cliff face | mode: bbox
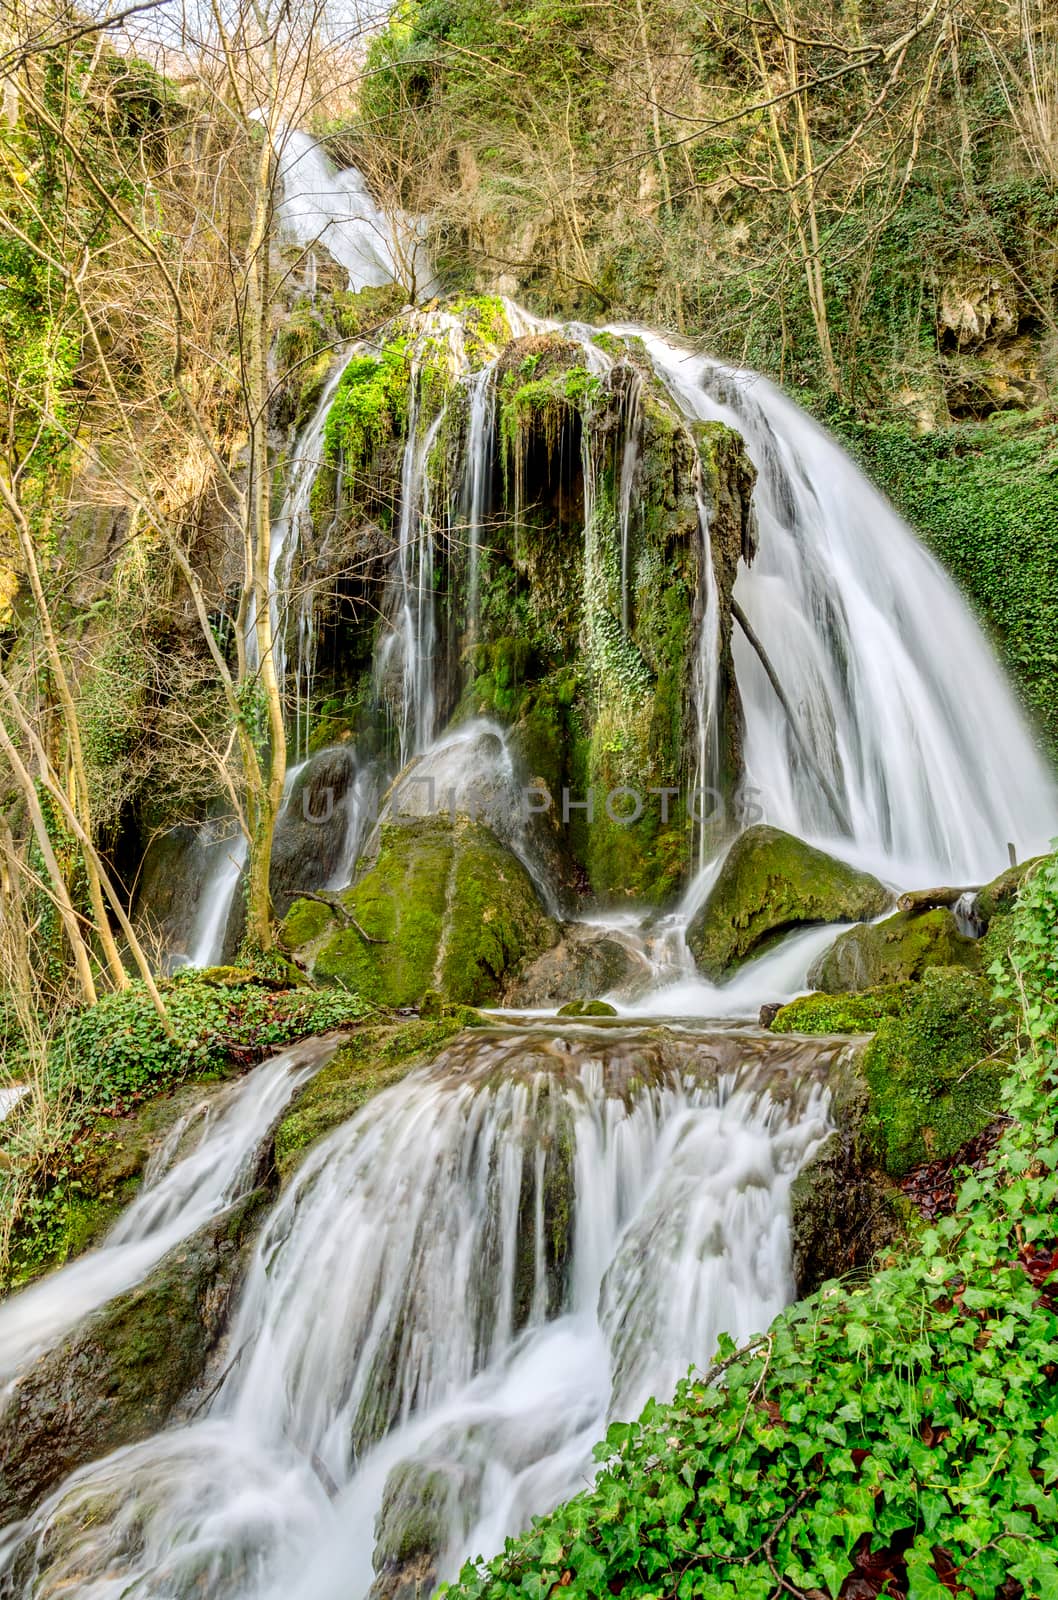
[286,299,758,906]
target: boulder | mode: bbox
[270,745,365,918]
[790,1131,902,1296]
[292,816,558,1009]
[504,922,652,1007]
[808,907,979,994]
[0,1189,268,1522]
[370,1457,477,1600]
[861,967,1010,1177]
[686,825,892,980]
[556,999,618,1017]
[769,986,908,1035]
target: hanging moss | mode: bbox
[323,337,411,470]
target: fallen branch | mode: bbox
[292,889,389,944]
[897,886,980,914]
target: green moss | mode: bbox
[311,818,556,1008]
[556,999,618,1017]
[280,897,333,949]
[448,294,511,366]
[809,907,980,994]
[862,967,1010,1176]
[770,986,909,1035]
[323,337,410,469]
[687,826,893,980]
[273,1018,466,1178]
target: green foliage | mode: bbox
[442,854,1058,1600]
[834,415,1058,757]
[61,971,371,1108]
[323,338,411,469]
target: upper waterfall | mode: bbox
[263,133,1056,896]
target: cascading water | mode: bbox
[9,131,1058,1600]
[0,1028,836,1598]
[634,335,1057,885]
[0,1038,337,1385]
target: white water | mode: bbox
[0,1038,830,1598]
[634,335,1057,886]
[183,825,248,970]
[276,129,433,296]
[0,1039,336,1386]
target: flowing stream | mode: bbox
[3,132,1057,1598]
[0,1029,838,1598]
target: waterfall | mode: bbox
[635,335,1057,885]
[183,825,248,970]
[0,1039,337,1384]
[618,376,641,635]
[275,128,433,295]
[463,366,497,640]
[0,1029,833,1599]
[268,134,1058,892]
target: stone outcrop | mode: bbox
[686,825,892,980]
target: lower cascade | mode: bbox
[0,1029,836,1598]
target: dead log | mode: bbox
[897,886,980,915]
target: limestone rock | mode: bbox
[686,825,892,980]
[0,1190,268,1522]
[293,816,558,1009]
[808,907,979,994]
[504,922,651,1007]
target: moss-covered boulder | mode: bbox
[686,826,892,980]
[862,967,1010,1177]
[556,999,618,1017]
[292,817,558,1008]
[0,1189,267,1522]
[807,907,979,994]
[371,1457,475,1600]
[769,986,908,1035]
[976,855,1043,921]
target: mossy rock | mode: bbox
[770,986,909,1035]
[273,1018,468,1180]
[862,967,1011,1177]
[556,999,618,1017]
[2,1075,239,1292]
[306,817,558,1009]
[0,1188,268,1521]
[686,826,892,980]
[976,855,1044,922]
[789,1131,905,1295]
[807,908,980,995]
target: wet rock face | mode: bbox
[504,922,652,1007]
[288,816,559,1009]
[270,745,361,918]
[0,1190,268,1523]
[808,907,979,994]
[686,825,892,981]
